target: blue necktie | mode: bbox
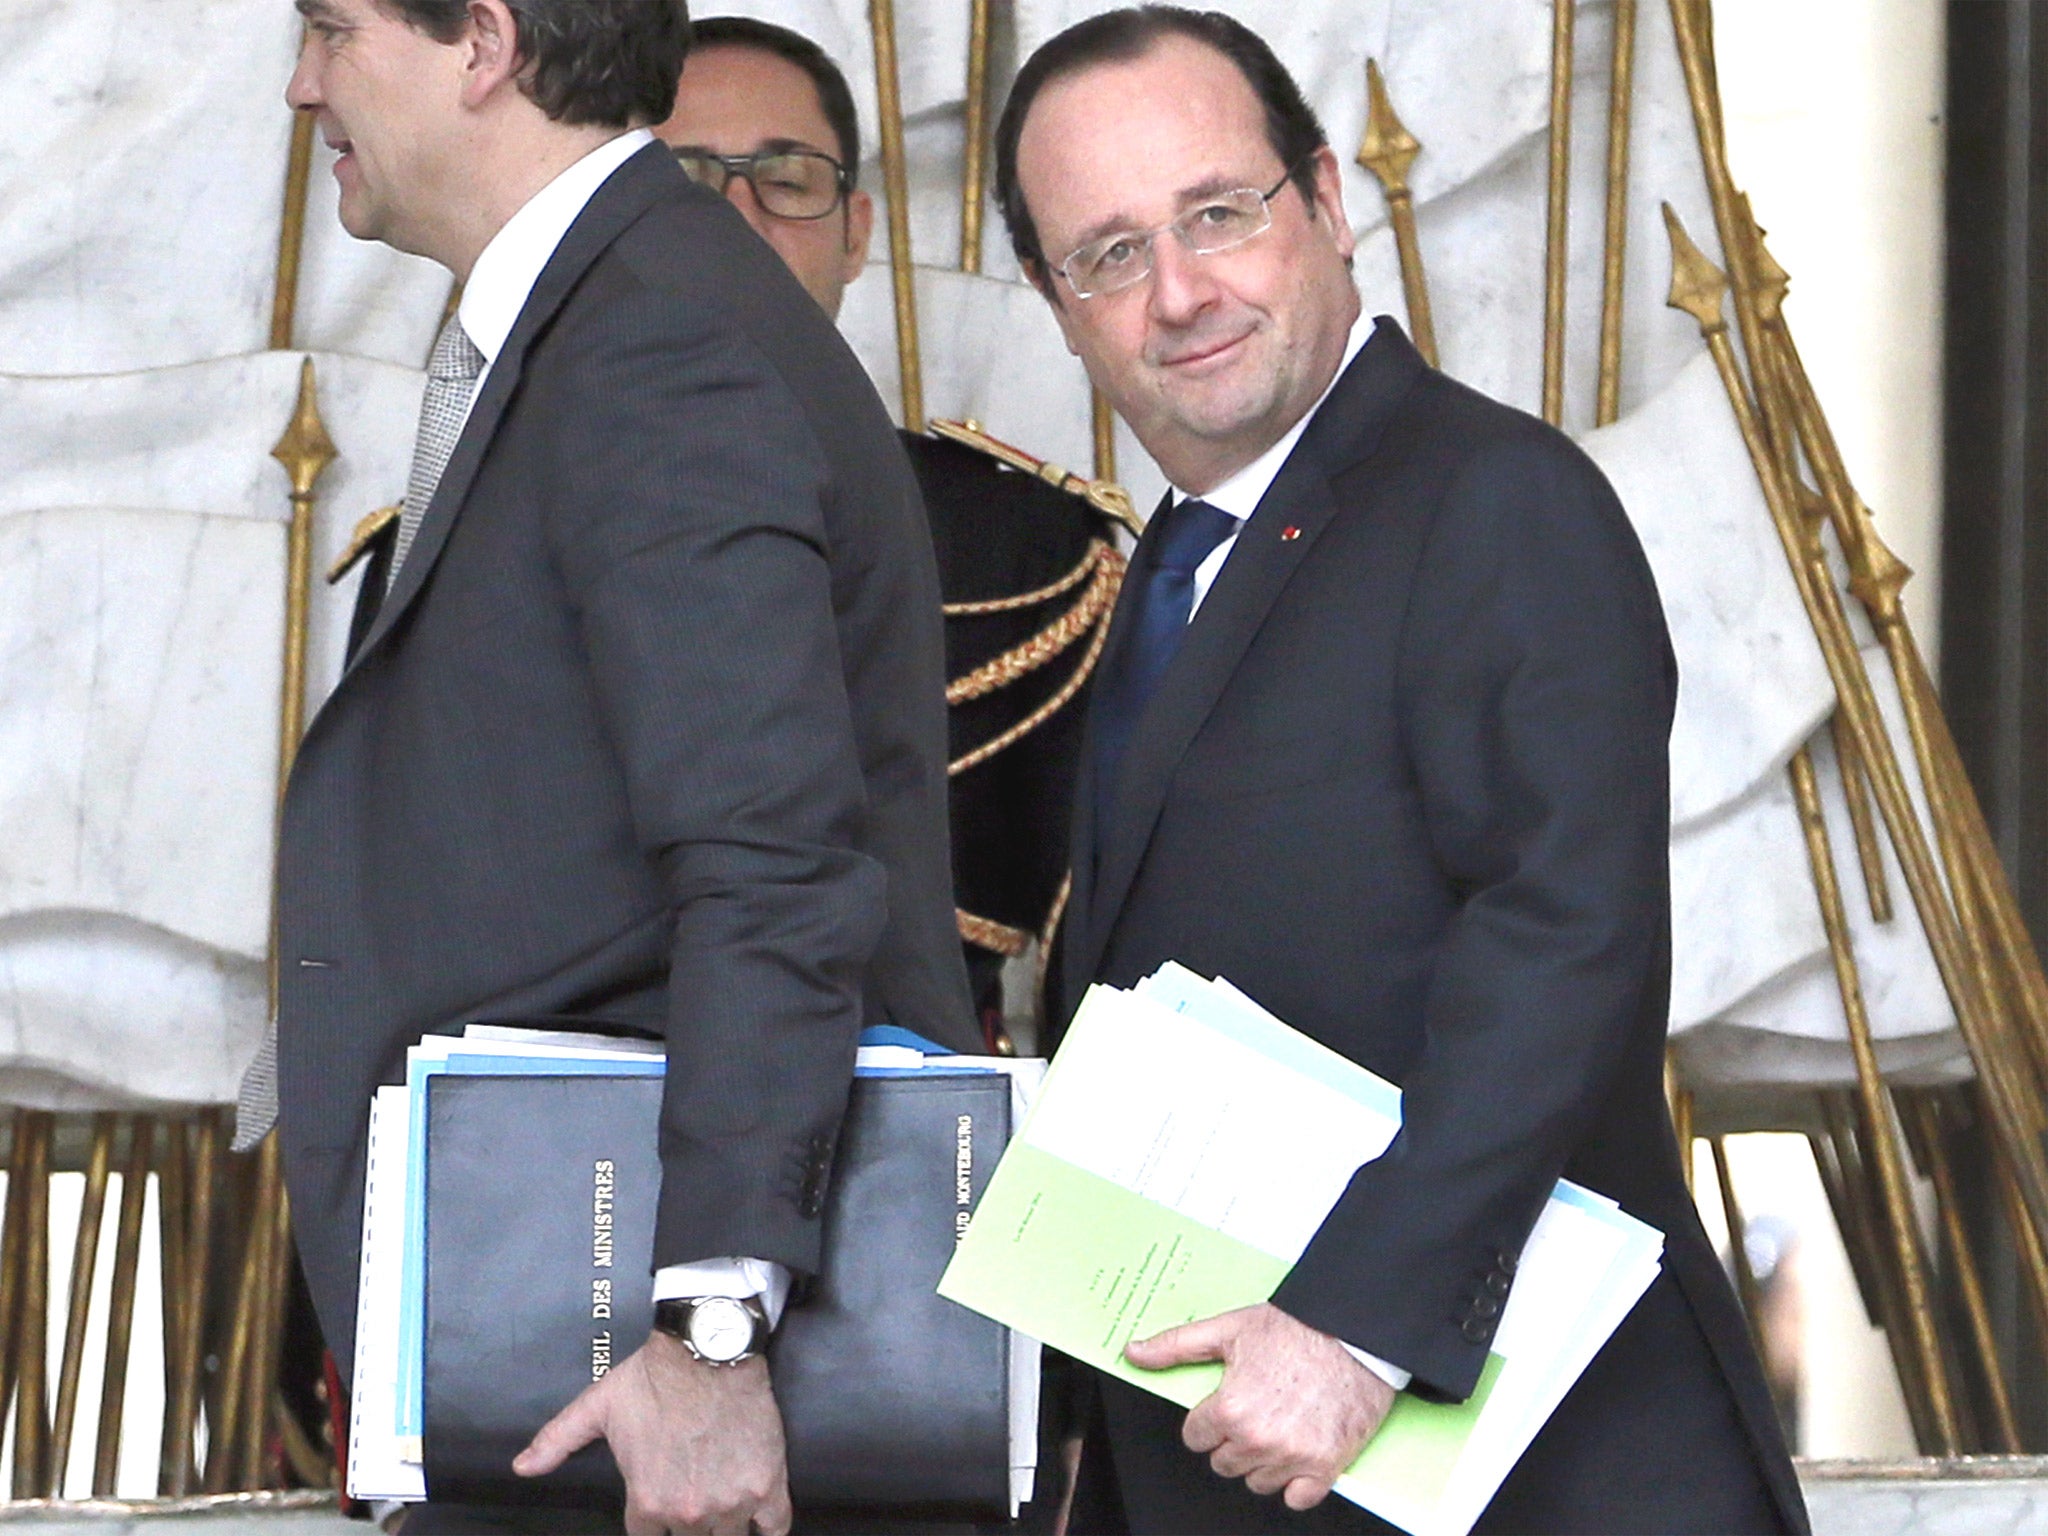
[1094,496,1240,828]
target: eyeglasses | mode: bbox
[1054,168,1300,299]
[672,146,851,221]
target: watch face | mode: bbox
[688,1296,756,1363]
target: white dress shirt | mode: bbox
[429,125,788,1323]
[1162,310,1410,1393]
[452,127,651,401]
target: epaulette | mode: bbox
[927,417,1145,539]
[326,503,400,584]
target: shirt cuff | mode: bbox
[1341,1341,1412,1392]
[652,1257,791,1327]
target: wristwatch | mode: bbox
[652,1294,772,1366]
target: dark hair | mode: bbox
[690,16,862,188]
[381,0,693,129]
[994,6,1326,282]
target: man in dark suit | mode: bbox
[255,2,973,1530]
[993,9,1807,1533]
[657,17,1126,1043]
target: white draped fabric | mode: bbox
[0,0,1963,1106]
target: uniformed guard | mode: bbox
[913,421,1133,1039]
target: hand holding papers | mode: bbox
[937,965,1665,1536]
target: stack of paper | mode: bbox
[937,965,1664,1536]
[349,1026,1046,1513]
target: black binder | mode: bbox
[420,1070,1013,1515]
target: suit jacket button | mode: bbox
[1460,1318,1492,1345]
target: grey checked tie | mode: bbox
[232,315,484,1151]
[389,314,486,585]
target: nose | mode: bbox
[1145,231,1221,326]
[285,34,321,111]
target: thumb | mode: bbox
[1125,1308,1244,1371]
[512,1380,606,1477]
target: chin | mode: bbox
[335,197,374,241]
[1170,388,1283,446]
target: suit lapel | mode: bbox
[1070,320,1428,991]
[343,143,684,678]
[1059,494,1169,1012]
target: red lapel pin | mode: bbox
[1280,525,1302,542]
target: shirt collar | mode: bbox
[458,128,655,365]
[1169,309,1376,522]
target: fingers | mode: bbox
[625,1492,770,1536]
[756,1480,796,1536]
[1283,1474,1336,1511]
[1243,1462,1295,1497]
[511,1382,605,1477]
[1209,1442,1260,1481]
[1125,1306,1247,1370]
[1181,1394,1225,1455]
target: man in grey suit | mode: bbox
[257,2,973,1530]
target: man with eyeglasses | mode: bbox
[995,8,1805,1535]
[659,18,1126,1047]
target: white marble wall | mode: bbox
[0,0,1966,1107]
[1801,1463,2048,1536]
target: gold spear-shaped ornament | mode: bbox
[1356,60,1438,368]
[870,0,924,432]
[1540,0,1576,427]
[1594,0,1639,427]
[1661,202,1725,336]
[1745,217,1914,627]
[1735,211,1893,922]
[1746,213,2048,1107]
[270,357,337,783]
[960,0,992,275]
[1661,204,2048,1450]
[1664,204,2045,1184]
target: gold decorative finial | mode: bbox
[1357,60,1419,194]
[1662,203,1728,335]
[1741,196,1791,324]
[1356,59,1439,369]
[269,356,334,792]
[1846,493,1913,626]
[270,357,337,500]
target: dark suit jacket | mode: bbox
[1062,320,1806,1534]
[276,143,975,1367]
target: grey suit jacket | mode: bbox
[275,144,974,1364]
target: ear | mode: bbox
[460,0,526,110]
[1304,145,1355,262]
[840,189,876,283]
